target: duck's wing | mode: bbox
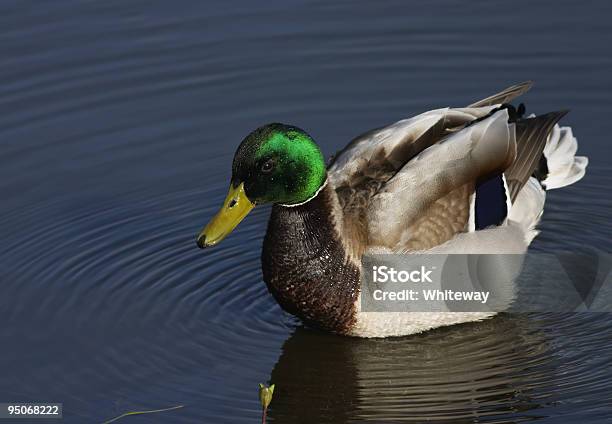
[328,107,499,210]
[366,109,567,250]
[366,109,515,248]
[328,107,496,253]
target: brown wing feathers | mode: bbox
[505,110,568,201]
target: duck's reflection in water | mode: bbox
[269,314,551,423]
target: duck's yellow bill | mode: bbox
[197,182,254,248]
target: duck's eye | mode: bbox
[261,159,275,174]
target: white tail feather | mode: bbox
[543,125,588,189]
[508,177,546,243]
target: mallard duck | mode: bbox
[196,82,588,337]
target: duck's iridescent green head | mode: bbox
[197,123,326,248]
[232,123,326,204]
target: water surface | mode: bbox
[1,0,611,422]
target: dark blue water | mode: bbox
[1,0,611,422]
